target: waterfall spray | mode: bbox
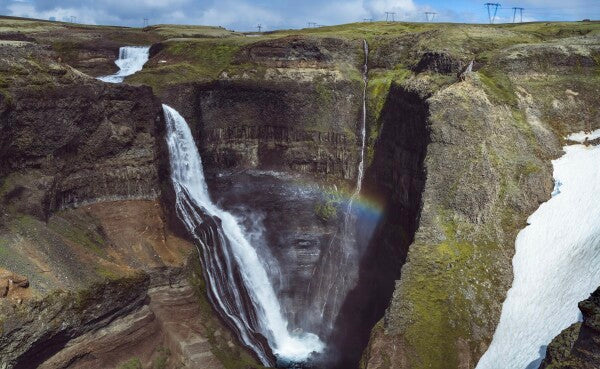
[307,39,370,336]
[163,105,324,366]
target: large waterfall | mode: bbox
[476,130,600,369]
[307,39,370,335]
[98,46,150,83]
[162,105,324,366]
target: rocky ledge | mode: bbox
[540,287,600,369]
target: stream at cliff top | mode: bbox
[98,46,150,83]
[476,129,600,369]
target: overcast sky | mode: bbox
[1,0,599,31]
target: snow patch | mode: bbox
[477,141,600,369]
[567,128,600,143]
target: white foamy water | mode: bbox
[476,141,600,369]
[163,104,324,365]
[98,46,150,83]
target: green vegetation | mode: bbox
[398,210,508,369]
[0,236,10,256]
[48,215,107,257]
[127,38,251,90]
[478,68,518,107]
[96,265,120,280]
[116,357,142,369]
[365,67,411,164]
[145,24,241,39]
[315,189,346,222]
[152,347,170,369]
[315,201,337,222]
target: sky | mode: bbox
[1,0,599,31]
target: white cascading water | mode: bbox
[476,129,600,369]
[163,104,324,365]
[98,46,150,83]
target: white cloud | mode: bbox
[197,1,283,31]
[364,0,417,16]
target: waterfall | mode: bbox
[162,104,324,366]
[98,46,150,83]
[307,39,370,335]
[476,129,600,369]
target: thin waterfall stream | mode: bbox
[306,39,370,336]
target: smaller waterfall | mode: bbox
[307,39,370,335]
[476,129,600,369]
[98,46,150,83]
[163,105,324,366]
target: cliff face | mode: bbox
[2,16,600,369]
[153,35,367,341]
[540,287,600,369]
[0,42,163,219]
[0,39,263,369]
[361,31,600,369]
[124,21,600,369]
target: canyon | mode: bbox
[0,15,600,369]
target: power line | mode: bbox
[425,11,437,22]
[512,7,524,23]
[484,3,501,23]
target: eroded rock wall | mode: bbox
[0,43,163,220]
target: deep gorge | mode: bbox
[1,16,600,369]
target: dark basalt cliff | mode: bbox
[0,41,258,369]
[540,287,600,369]
[1,16,600,369]
[0,43,163,219]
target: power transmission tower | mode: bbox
[385,12,396,21]
[484,3,501,24]
[70,16,76,23]
[363,18,374,22]
[512,7,524,23]
[425,12,437,22]
[143,18,148,27]
[307,22,317,28]
[256,24,262,32]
